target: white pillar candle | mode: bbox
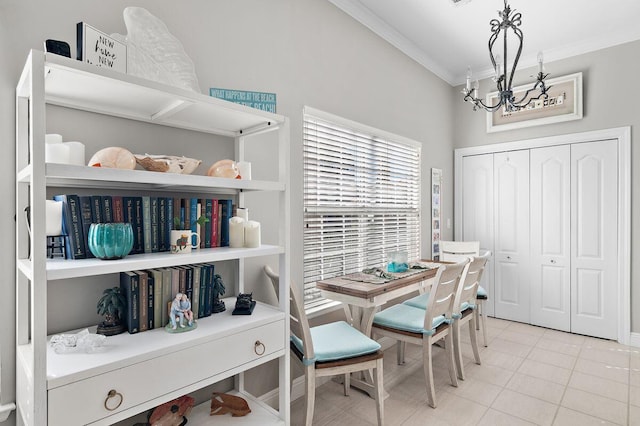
[244,220,261,248]
[237,161,252,180]
[229,216,245,248]
[46,200,63,236]
[64,141,85,166]
[45,134,63,144]
[236,207,248,221]
[45,142,70,164]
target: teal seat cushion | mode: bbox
[403,292,430,309]
[477,286,487,299]
[373,304,447,335]
[290,321,381,364]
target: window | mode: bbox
[303,107,421,310]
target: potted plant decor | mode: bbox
[96,286,127,336]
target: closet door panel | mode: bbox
[530,145,570,331]
[571,140,618,339]
[462,154,494,316]
[493,150,529,323]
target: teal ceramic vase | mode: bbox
[88,223,134,260]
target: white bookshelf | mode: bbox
[15,50,290,425]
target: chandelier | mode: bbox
[462,0,550,112]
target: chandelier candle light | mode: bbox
[462,0,550,112]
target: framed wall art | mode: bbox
[431,168,442,260]
[486,72,583,133]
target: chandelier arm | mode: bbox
[507,26,524,90]
[464,92,504,112]
[511,83,552,108]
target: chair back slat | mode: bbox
[455,252,490,313]
[424,260,468,330]
[289,280,315,360]
[440,240,480,263]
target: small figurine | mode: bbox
[212,274,226,313]
[50,328,106,354]
[148,395,195,425]
[232,293,256,315]
[166,293,197,333]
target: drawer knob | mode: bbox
[104,389,123,411]
[254,340,266,356]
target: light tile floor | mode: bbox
[291,317,640,425]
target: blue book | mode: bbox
[120,271,139,334]
[158,198,167,252]
[198,263,208,318]
[165,198,174,250]
[123,196,143,254]
[219,199,233,247]
[142,196,151,254]
[53,194,86,259]
[190,197,198,247]
[150,196,159,253]
[204,199,213,248]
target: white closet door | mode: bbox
[571,140,618,339]
[530,145,571,331]
[494,150,530,323]
[461,154,494,316]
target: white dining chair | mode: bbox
[371,260,468,408]
[451,252,490,379]
[289,279,385,425]
[440,241,489,347]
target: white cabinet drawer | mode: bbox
[48,319,284,426]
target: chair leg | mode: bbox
[422,338,437,408]
[343,373,350,396]
[304,367,315,426]
[453,321,465,380]
[397,340,405,365]
[475,306,480,331]
[480,304,488,347]
[444,332,458,388]
[374,357,385,426]
[468,315,481,366]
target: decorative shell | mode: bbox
[207,159,239,178]
[88,147,136,169]
[134,154,201,174]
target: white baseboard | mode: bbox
[629,332,640,348]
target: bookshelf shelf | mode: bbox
[16,50,290,426]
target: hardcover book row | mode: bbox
[52,194,234,259]
[119,262,223,334]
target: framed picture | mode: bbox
[486,72,582,133]
[77,22,127,73]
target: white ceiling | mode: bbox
[329,0,640,86]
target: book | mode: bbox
[198,263,208,318]
[112,196,124,222]
[120,271,139,334]
[184,265,194,301]
[150,196,159,253]
[135,270,149,332]
[160,268,173,327]
[165,197,174,247]
[204,199,213,248]
[178,266,187,294]
[170,267,180,297]
[90,195,104,224]
[183,198,191,234]
[142,196,152,253]
[173,197,181,230]
[191,265,201,319]
[211,199,219,247]
[78,195,95,259]
[148,269,164,329]
[219,199,233,246]
[205,263,216,317]
[53,194,87,259]
[123,196,144,254]
[103,196,114,223]
[158,197,167,252]
[196,200,203,249]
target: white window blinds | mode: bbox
[303,108,421,310]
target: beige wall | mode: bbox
[451,40,640,332]
[0,0,453,421]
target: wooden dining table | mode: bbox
[315,260,443,397]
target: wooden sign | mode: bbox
[210,88,277,113]
[77,22,127,73]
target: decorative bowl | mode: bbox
[88,223,134,260]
